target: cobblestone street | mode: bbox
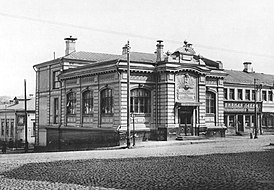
[0,135,274,189]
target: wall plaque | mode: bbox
[176,73,196,102]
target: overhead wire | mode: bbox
[1,11,273,59]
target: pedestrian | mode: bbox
[2,142,7,154]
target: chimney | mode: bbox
[243,62,252,73]
[156,40,164,62]
[122,44,127,55]
[64,36,77,55]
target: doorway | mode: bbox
[237,115,244,132]
[179,106,194,136]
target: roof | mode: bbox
[5,98,35,111]
[224,69,274,86]
[64,51,156,63]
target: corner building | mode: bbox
[33,38,239,149]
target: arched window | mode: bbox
[67,91,76,114]
[130,88,151,113]
[206,91,216,114]
[101,88,113,114]
[82,90,93,114]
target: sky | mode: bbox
[1,0,274,97]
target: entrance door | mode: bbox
[238,115,244,132]
[179,106,193,136]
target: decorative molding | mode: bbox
[66,79,77,86]
[82,76,94,84]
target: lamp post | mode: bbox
[126,41,131,148]
[254,79,262,139]
[24,79,28,152]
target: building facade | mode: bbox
[224,63,274,135]
[33,37,274,149]
[0,97,35,145]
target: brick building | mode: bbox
[33,37,274,150]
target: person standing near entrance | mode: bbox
[2,142,7,154]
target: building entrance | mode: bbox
[237,115,244,132]
[179,106,194,136]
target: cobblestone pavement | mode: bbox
[0,135,273,189]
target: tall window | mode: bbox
[10,119,14,137]
[82,90,93,114]
[262,91,267,101]
[229,89,235,100]
[32,122,36,137]
[1,119,4,136]
[224,88,228,100]
[269,91,273,102]
[66,92,76,114]
[130,88,151,113]
[252,90,255,100]
[206,92,216,114]
[237,89,243,100]
[53,98,59,123]
[245,89,250,100]
[6,119,9,137]
[53,71,61,89]
[101,88,113,114]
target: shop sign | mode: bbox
[224,102,262,112]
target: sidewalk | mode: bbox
[1,134,273,154]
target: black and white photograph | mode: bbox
[0,0,274,189]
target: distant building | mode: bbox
[224,65,274,135]
[0,97,35,144]
[33,37,274,150]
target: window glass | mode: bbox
[66,92,76,114]
[262,91,267,101]
[54,98,59,123]
[238,89,243,100]
[224,88,227,100]
[53,71,61,89]
[229,89,235,100]
[101,88,113,114]
[245,89,250,100]
[206,92,216,114]
[82,90,93,114]
[252,90,255,100]
[269,91,273,102]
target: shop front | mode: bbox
[224,101,262,134]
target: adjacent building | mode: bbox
[0,97,35,145]
[224,63,274,135]
[33,37,274,150]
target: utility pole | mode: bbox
[254,79,258,139]
[126,41,131,148]
[24,79,28,152]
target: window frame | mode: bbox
[206,91,216,114]
[262,90,267,101]
[130,88,151,114]
[53,98,59,124]
[245,89,250,100]
[224,88,228,100]
[82,90,94,115]
[237,89,243,100]
[53,70,61,89]
[66,91,76,115]
[100,88,113,115]
[229,89,235,100]
[268,91,273,102]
